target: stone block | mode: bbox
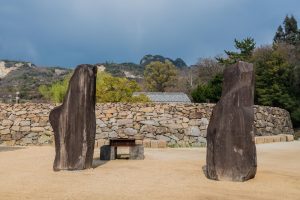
[255,137,265,144]
[103,108,117,114]
[200,130,207,137]
[140,107,154,112]
[140,125,157,133]
[185,126,201,136]
[2,120,13,126]
[135,139,143,145]
[21,137,33,144]
[3,140,16,146]
[11,126,20,131]
[200,118,209,125]
[264,136,274,143]
[286,134,294,142]
[15,111,27,116]
[96,132,108,139]
[189,119,201,126]
[0,129,10,135]
[182,117,189,123]
[182,123,189,128]
[20,126,30,132]
[156,127,169,134]
[140,120,159,126]
[38,135,51,144]
[129,145,144,160]
[272,136,281,143]
[100,145,116,160]
[145,133,156,139]
[13,118,22,126]
[30,127,45,132]
[143,140,151,148]
[108,131,118,138]
[12,132,23,140]
[117,119,133,126]
[150,140,158,148]
[1,134,11,141]
[96,119,106,128]
[26,132,38,138]
[189,112,202,119]
[134,134,144,140]
[124,128,137,136]
[158,140,167,148]
[156,135,170,142]
[279,135,287,142]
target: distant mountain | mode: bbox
[140,54,187,68]
[0,60,71,102]
[97,55,187,79]
[95,62,144,79]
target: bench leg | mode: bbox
[100,145,116,160]
[129,145,144,160]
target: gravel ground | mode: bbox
[0,142,299,200]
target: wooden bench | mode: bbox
[100,138,144,160]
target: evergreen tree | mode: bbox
[274,15,300,45]
[253,46,300,126]
[144,61,177,92]
[284,15,298,35]
[216,37,255,65]
[191,74,223,103]
[274,25,285,43]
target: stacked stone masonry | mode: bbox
[0,103,294,146]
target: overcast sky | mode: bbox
[0,0,299,67]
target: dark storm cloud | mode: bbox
[0,0,299,67]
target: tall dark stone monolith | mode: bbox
[206,61,257,182]
[49,64,97,171]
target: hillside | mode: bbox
[140,54,187,68]
[96,62,144,79]
[0,60,71,102]
[98,55,187,78]
[0,55,188,102]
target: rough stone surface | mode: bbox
[206,62,257,182]
[0,102,294,147]
[49,64,97,171]
[129,145,144,160]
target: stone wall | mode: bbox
[0,103,294,146]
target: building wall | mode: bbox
[0,103,294,146]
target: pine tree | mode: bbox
[274,25,285,43]
[275,15,300,45]
[284,15,298,35]
[216,37,255,65]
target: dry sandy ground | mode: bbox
[0,142,300,200]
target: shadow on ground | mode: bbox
[92,154,131,168]
[0,146,25,152]
[92,158,108,168]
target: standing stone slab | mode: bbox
[50,64,97,171]
[206,61,257,181]
[129,145,144,160]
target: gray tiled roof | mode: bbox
[134,92,191,103]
